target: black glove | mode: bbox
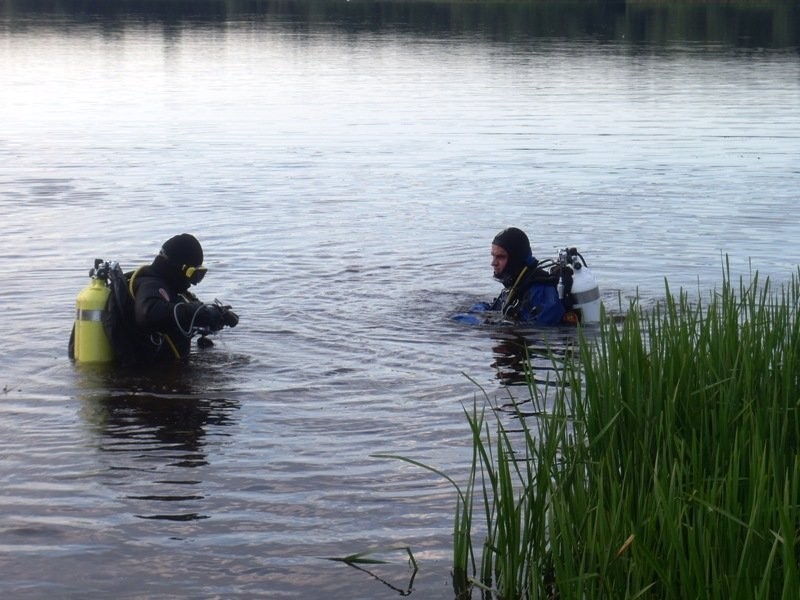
[206,304,229,331]
[221,307,239,328]
[182,300,237,332]
[182,302,224,332]
[208,299,238,328]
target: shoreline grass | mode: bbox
[386,262,800,598]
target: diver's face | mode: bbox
[491,244,509,276]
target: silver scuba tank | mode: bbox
[556,247,602,324]
[569,260,601,323]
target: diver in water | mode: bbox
[69,233,239,366]
[125,233,239,363]
[489,227,564,324]
[455,227,565,325]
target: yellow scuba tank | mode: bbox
[73,260,114,364]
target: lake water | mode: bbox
[1,1,799,598]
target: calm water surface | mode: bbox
[1,3,800,598]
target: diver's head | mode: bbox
[153,233,206,291]
[491,227,533,287]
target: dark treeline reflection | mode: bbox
[3,0,799,48]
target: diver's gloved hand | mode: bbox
[221,307,239,328]
[469,301,492,312]
[452,313,484,325]
[206,300,238,329]
[177,300,214,330]
[181,300,238,332]
[193,303,225,332]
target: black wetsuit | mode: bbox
[128,261,223,363]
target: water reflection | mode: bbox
[330,557,417,597]
[76,359,241,522]
[489,327,580,388]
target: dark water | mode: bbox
[1,2,799,598]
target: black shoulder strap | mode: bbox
[527,267,560,287]
[102,265,140,366]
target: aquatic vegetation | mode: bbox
[387,264,800,598]
[326,546,418,595]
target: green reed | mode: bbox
[393,264,800,598]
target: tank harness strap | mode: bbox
[128,266,144,300]
[501,265,529,316]
[128,266,183,360]
[163,334,181,359]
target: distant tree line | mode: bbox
[3,0,798,49]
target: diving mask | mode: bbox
[159,247,207,285]
[182,264,207,285]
